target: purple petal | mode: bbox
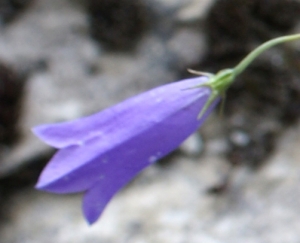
[82,173,132,224]
[33,77,209,149]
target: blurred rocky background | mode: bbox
[1,0,300,242]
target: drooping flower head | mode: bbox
[34,76,220,224]
[33,34,300,224]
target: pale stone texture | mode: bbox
[2,0,300,243]
[0,0,208,175]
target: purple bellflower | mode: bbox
[34,76,219,224]
[33,34,300,224]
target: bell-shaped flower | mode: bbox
[33,76,219,224]
[33,34,300,224]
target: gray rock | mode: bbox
[2,0,300,243]
[0,0,209,175]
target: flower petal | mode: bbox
[82,171,134,224]
[35,141,103,193]
[33,77,209,148]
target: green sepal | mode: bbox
[191,68,235,119]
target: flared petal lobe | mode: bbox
[33,77,209,148]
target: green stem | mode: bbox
[194,33,300,119]
[233,34,300,77]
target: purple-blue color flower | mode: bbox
[33,34,300,224]
[33,76,218,224]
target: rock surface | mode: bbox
[0,0,208,175]
[1,0,300,243]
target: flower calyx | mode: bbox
[188,68,236,119]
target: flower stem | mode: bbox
[194,33,300,119]
[233,34,300,77]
